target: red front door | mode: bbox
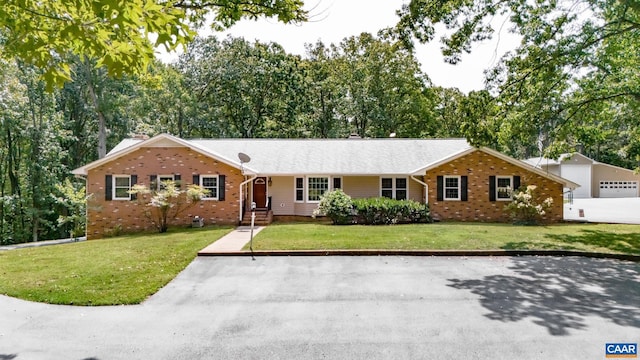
[253,177,267,208]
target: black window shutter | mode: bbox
[513,176,521,191]
[105,175,112,201]
[150,175,157,190]
[193,174,200,185]
[218,175,225,201]
[436,176,443,201]
[130,175,138,200]
[174,174,181,189]
[461,176,468,201]
[489,176,496,201]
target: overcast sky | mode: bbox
[158,0,521,93]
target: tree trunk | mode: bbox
[83,59,108,159]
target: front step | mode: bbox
[241,210,273,226]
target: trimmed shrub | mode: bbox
[352,197,431,225]
[312,189,354,225]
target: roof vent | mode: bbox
[348,133,361,139]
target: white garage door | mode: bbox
[599,181,638,198]
[562,165,591,198]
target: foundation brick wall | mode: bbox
[86,147,243,239]
[425,150,564,223]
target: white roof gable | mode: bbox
[72,134,258,176]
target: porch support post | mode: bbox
[239,175,257,222]
[411,175,429,205]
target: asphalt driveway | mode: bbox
[1,256,638,360]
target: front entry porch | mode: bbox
[241,209,273,226]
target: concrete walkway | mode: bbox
[198,226,263,254]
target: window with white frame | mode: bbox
[113,175,131,200]
[381,177,408,200]
[295,177,304,202]
[496,176,512,200]
[200,175,218,199]
[307,177,329,202]
[444,176,460,200]
[157,175,174,190]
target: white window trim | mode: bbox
[157,174,175,190]
[306,176,330,203]
[294,177,305,203]
[496,176,513,201]
[444,175,461,201]
[113,175,131,201]
[380,176,409,200]
[200,175,219,200]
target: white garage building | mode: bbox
[524,153,639,198]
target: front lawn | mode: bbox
[0,226,232,306]
[2,222,638,307]
[247,222,640,255]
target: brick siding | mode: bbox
[86,147,242,239]
[425,150,564,222]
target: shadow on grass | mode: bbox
[505,229,640,255]
[448,256,640,336]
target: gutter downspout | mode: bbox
[239,175,257,222]
[410,175,429,204]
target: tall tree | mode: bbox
[335,33,434,138]
[395,0,640,167]
[180,36,306,138]
[300,41,347,138]
[0,61,69,243]
[0,0,306,87]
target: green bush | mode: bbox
[504,184,554,225]
[312,189,354,225]
[352,197,431,225]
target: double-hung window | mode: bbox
[444,176,460,200]
[381,177,408,200]
[496,176,512,201]
[200,175,218,200]
[489,175,520,202]
[308,177,329,202]
[157,175,174,190]
[113,175,132,200]
[295,177,304,202]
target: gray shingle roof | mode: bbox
[188,138,472,175]
[76,135,577,187]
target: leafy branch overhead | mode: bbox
[0,0,307,88]
[395,0,640,161]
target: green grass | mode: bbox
[3,222,638,306]
[0,226,232,306]
[247,222,640,255]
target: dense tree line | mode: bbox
[0,0,638,244]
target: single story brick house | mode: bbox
[72,134,578,239]
[524,153,640,198]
